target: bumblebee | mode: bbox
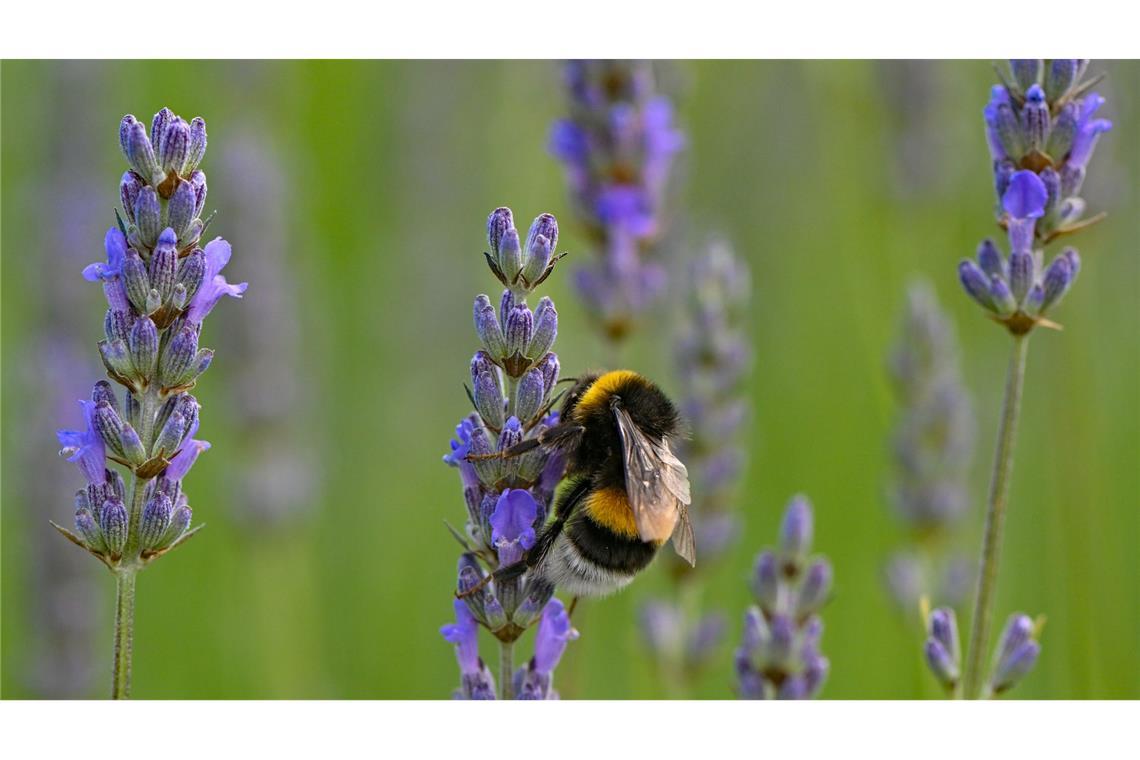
[469,369,694,598]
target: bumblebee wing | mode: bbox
[671,504,696,567]
[614,405,693,559]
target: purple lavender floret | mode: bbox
[442,207,576,699]
[54,106,245,569]
[550,60,684,341]
[736,495,832,700]
[884,282,975,614]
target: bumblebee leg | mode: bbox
[465,423,585,462]
[567,596,580,617]
[455,558,529,599]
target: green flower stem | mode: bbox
[962,334,1029,699]
[499,639,514,700]
[111,567,137,699]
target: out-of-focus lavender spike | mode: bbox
[884,281,975,616]
[736,495,831,700]
[550,60,684,343]
[214,131,319,528]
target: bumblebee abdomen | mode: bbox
[582,486,638,539]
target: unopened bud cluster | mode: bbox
[550,60,684,340]
[735,495,832,699]
[56,107,245,570]
[924,607,1040,697]
[441,207,577,699]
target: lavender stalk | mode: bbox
[641,240,751,694]
[550,60,684,347]
[949,60,1112,699]
[735,495,832,699]
[440,208,578,700]
[54,107,247,698]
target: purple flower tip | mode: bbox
[1002,170,1047,220]
[533,598,579,674]
[440,599,480,675]
[57,399,106,485]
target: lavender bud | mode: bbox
[162,504,192,546]
[976,239,1004,279]
[1060,163,1085,198]
[122,250,150,313]
[483,593,508,631]
[497,228,523,285]
[128,316,159,378]
[767,614,795,668]
[158,117,191,175]
[100,339,133,378]
[1044,59,1080,102]
[472,367,505,428]
[189,170,208,216]
[159,326,199,388]
[989,275,1017,315]
[959,260,996,312]
[120,171,145,224]
[779,495,813,560]
[75,509,105,552]
[504,304,533,360]
[512,577,556,629]
[536,353,560,397]
[527,297,558,358]
[177,249,206,304]
[93,401,128,458]
[521,213,558,285]
[138,492,174,550]
[1008,249,1034,304]
[134,187,162,247]
[993,102,1024,159]
[120,422,147,466]
[1047,103,1078,161]
[168,180,197,240]
[777,675,808,700]
[992,639,1041,693]
[100,498,129,555]
[193,349,214,378]
[803,650,829,697]
[185,117,207,175]
[750,551,779,611]
[929,607,960,664]
[150,229,179,301]
[1025,283,1045,314]
[1009,60,1041,91]
[122,117,160,182]
[153,411,186,459]
[515,368,545,422]
[171,283,188,311]
[456,553,490,624]
[924,638,959,689]
[104,309,132,343]
[470,350,497,383]
[91,380,119,411]
[1040,251,1076,311]
[1039,167,1061,220]
[487,207,514,259]
[796,560,833,617]
[473,295,507,357]
[1021,85,1050,152]
[151,107,174,146]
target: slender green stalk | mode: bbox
[962,335,1029,699]
[499,640,514,700]
[111,568,137,699]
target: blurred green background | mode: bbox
[2,60,1137,699]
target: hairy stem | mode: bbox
[111,568,137,699]
[962,335,1029,699]
[499,639,514,700]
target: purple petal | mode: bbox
[1001,170,1047,220]
[533,598,579,674]
[166,434,211,481]
[490,489,537,548]
[57,400,105,484]
[440,599,480,674]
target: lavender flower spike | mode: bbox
[952,61,1108,700]
[641,240,751,693]
[736,495,832,700]
[53,107,245,699]
[441,208,575,699]
[551,60,684,343]
[884,282,974,615]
